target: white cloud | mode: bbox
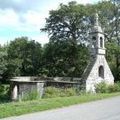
[22,10,48,29]
[31,33,49,46]
[59,0,92,4]
[0,9,20,27]
[0,37,9,46]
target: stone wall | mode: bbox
[11,81,45,101]
[10,76,81,101]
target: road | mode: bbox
[2,96,120,120]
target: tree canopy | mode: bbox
[0,0,120,83]
[7,37,42,76]
[41,0,120,81]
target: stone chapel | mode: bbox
[82,13,114,92]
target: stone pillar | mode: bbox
[37,82,45,98]
[11,85,18,101]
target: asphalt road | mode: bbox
[2,96,120,120]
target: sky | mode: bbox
[0,0,100,46]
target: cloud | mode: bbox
[22,10,47,29]
[0,0,100,46]
[31,33,49,46]
[0,9,46,33]
[0,37,9,45]
[0,0,42,13]
[0,0,97,13]
[0,9,20,27]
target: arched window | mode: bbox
[92,36,96,47]
[100,37,103,48]
[99,66,104,78]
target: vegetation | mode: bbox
[0,84,10,102]
[0,1,119,119]
[42,42,89,77]
[0,92,120,119]
[22,90,40,101]
[0,0,118,83]
[43,87,77,98]
[41,0,120,81]
[95,82,120,93]
[7,37,42,77]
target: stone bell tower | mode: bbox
[82,13,114,92]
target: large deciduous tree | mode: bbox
[42,0,120,80]
[41,40,89,77]
[41,1,90,77]
[7,37,42,76]
[41,1,89,43]
[111,0,120,81]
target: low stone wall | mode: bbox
[10,76,82,101]
[46,81,79,88]
[35,77,81,82]
[10,81,45,101]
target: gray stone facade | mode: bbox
[82,14,114,92]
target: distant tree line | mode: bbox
[0,37,89,83]
[0,0,119,83]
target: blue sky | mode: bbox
[0,0,100,45]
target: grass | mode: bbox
[0,92,120,119]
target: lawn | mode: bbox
[0,92,120,119]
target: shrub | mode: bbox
[95,82,108,93]
[0,85,5,96]
[95,82,120,93]
[64,88,77,97]
[43,87,77,98]
[0,84,10,101]
[107,84,120,93]
[22,90,40,101]
[43,87,61,98]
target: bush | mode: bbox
[0,84,10,101]
[43,87,77,98]
[95,82,120,93]
[0,85,5,96]
[107,84,120,93]
[43,87,61,98]
[22,90,40,101]
[64,88,77,97]
[95,82,108,93]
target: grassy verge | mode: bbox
[0,92,120,119]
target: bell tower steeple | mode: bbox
[91,13,105,55]
[82,13,114,92]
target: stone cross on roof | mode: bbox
[92,13,103,33]
[94,13,99,26]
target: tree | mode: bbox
[0,46,8,82]
[7,37,42,76]
[96,0,120,81]
[106,41,120,80]
[87,0,120,81]
[41,1,89,43]
[42,1,120,80]
[111,0,120,81]
[41,2,90,77]
[42,40,89,77]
